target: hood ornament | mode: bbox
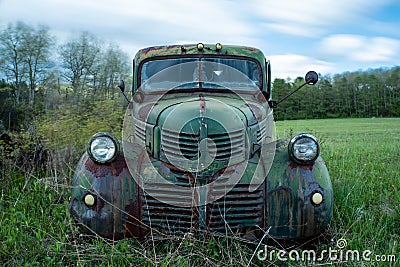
[197,94,216,171]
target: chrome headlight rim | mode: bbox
[288,133,319,165]
[87,132,120,164]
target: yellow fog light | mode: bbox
[197,43,204,51]
[84,194,96,207]
[311,192,323,205]
[216,43,222,51]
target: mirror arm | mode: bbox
[120,91,130,103]
[271,82,308,108]
[268,71,318,108]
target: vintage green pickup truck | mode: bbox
[69,43,333,240]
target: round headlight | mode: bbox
[87,132,119,164]
[288,133,319,164]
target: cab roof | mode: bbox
[134,43,266,64]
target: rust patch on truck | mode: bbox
[289,161,313,170]
[84,154,127,178]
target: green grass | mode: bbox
[276,118,400,265]
[1,118,399,266]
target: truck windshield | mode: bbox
[140,57,261,92]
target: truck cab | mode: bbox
[69,43,333,240]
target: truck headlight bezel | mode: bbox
[87,132,120,164]
[288,133,319,165]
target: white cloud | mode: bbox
[252,0,393,36]
[269,54,334,79]
[0,0,255,45]
[320,34,400,62]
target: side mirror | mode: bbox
[118,80,125,92]
[117,80,130,103]
[268,71,318,108]
[305,71,318,85]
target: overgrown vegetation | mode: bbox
[36,98,125,168]
[1,118,398,266]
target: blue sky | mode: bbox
[1,0,399,79]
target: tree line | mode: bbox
[1,21,399,132]
[272,67,400,120]
[0,21,130,131]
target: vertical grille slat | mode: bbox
[161,127,245,161]
[208,183,264,231]
[133,117,146,145]
[140,168,198,235]
[256,117,268,144]
[140,178,265,235]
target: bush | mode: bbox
[35,98,125,183]
[0,131,47,177]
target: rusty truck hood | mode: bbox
[136,95,264,127]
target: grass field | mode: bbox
[1,118,399,266]
[276,118,400,266]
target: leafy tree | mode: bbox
[0,22,54,107]
[271,78,289,120]
[88,44,130,100]
[0,22,55,130]
[22,25,55,106]
[59,31,100,98]
[0,22,28,105]
[98,44,130,99]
